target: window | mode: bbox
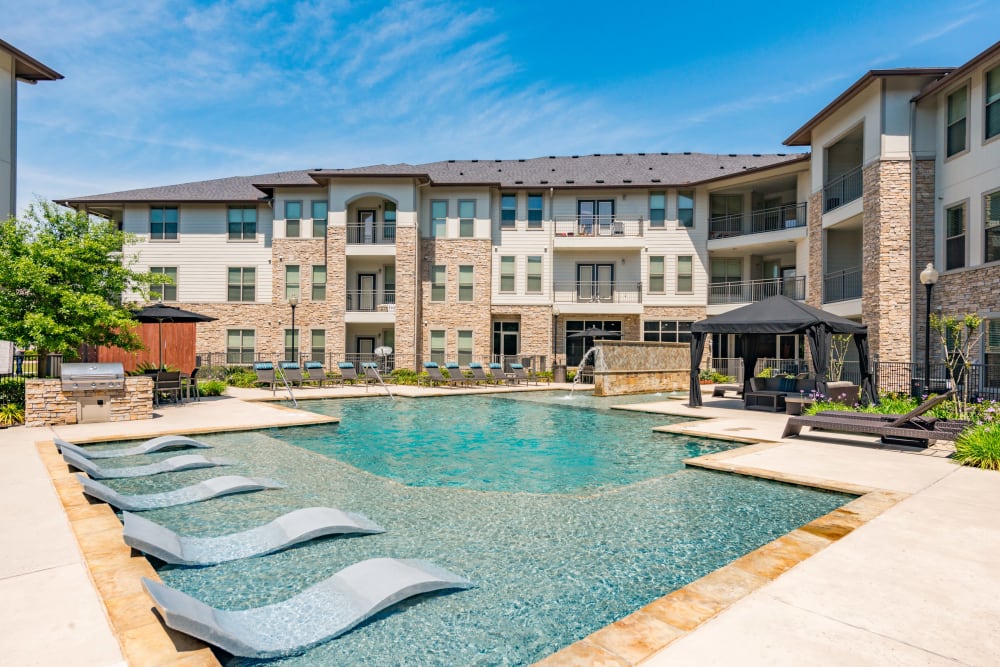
[285,201,302,237]
[710,258,742,284]
[501,194,516,229]
[431,265,446,301]
[311,201,328,238]
[648,256,665,293]
[643,321,693,344]
[947,87,968,157]
[149,267,177,301]
[649,192,665,227]
[384,265,396,303]
[499,256,515,293]
[459,200,475,237]
[228,206,256,240]
[310,330,325,364]
[985,320,1000,383]
[986,191,1000,263]
[458,265,474,302]
[457,330,473,365]
[678,191,694,227]
[429,330,445,365]
[312,265,326,301]
[988,66,1000,141]
[226,329,254,364]
[284,329,299,361]
[677,255,693,293]
[431,200,447,237]
[946,203,966,270]
[285,265,300,301]
[150,206,178,240]
[384,201,397,241]
[526,256,542,293]
[227,267,255,302]
[527,193,543,229]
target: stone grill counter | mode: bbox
[25,374,154,427]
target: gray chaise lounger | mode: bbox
[123,507,385,565]
[77,474,284,511]
[54,435,211,459]
[62,449,233,480]
[142,558,473,658]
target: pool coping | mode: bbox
[37,397,905,667]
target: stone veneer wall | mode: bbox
[327,225,348,361]
[806,190,823,307]
[641,305,710,366]
[912,159,937,362]
[931,264,1000,361]
[394,225,417,367]
[25,376,153,427]
[493,305,553,364]
[862,160,912,362]
[593,340,689,396]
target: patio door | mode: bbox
[492,321,520,367]
[358,273,376,311]
[577,263,614,302]
[577,200,614,235]
[358,209,376,243]
[356,336,375,362]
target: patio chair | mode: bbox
[336,362,359,385]
[508,363,536,385]
[279,362,307,387]
[362,362,385,389]
[254,362,276,393]
[303,361,329,387]
[468,362,493,385]
[487,362,512,384]
[154,371,183,406]
[577,364,594,384]
[444,362,472,386]
[421,362,456,387]
[182,367,201,401]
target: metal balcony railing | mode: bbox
[346,289,396,312]
[552,280,642,304]
[708,203,808,239]
[552,216,644,238]
[823,268,862,303]
[823,166,863,213]
[707,276,806,305]
[346,222,396,244]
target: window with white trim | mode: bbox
[986,191,1000,264]
[226,329,254,364]
[459,200,475,238]
[227,267,255,302]
[150,267,177,301]
[526,256,542,293]
[285,201,302,237]
[947,87,968,157]
[457,330,473,365]
[429,330,445,365]
[311,201,328,238]
[228,206,256,240]
[648,256,664,293]
[458,265,474,302]
[649,192,665,227]
[499,256,515,293]
[677,255,693,293]
[285,265,300,301]
[643,321,692,343]
[150,206,178,240]
[431,200,447,237]
[501,194,516,229]
[312,265,326,301]
[431,265,446,301]
[946,203,966,270]
[986,66,1000,141]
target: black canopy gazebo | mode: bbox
[688,295,876,407]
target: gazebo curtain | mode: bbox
[805,324,831,397]
[689,332,707,407]
[854,334,878,405]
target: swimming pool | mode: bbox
[96,393,851,665]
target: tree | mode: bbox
[828,334,853,382]
[929,312,984,419]
[0,200,161,359]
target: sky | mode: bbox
[5,0,1000,213]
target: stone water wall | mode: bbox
[593,340,689,396]
[25,376,154,427]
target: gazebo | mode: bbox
[688,295,876,407]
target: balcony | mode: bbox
[823,166,863,213]
[708,203,808,240]
[823,268,862,303]
[707,276,806,305]
[345,290,396,323]
[551,280,644,314]
[552,216,645,251]
[346,222,396,245]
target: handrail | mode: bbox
[822,166,863,213]
[552,216,643,238]
[346,222,396,244]
[275,365,297,407]
[552,280,643,304]
[708,203,808,239]
[708,276,806,304]
[822,267,862,303]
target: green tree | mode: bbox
[929,312,984,419]
[0,200,160,359]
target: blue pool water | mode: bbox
[92,392,851,665]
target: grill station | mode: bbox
[60,363,126,423]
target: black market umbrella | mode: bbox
[568,327,622,339]
[132,303,217,370]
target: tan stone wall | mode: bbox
[493,305,553,364]
[640,305,710,365]
[594,370,688,396]
[913,159,937,362]
[327,226,347,360]
[600,340,688,370]
[806,190,823,307]
[862,160,912,362]
[932,264,1000,362]
[419,239,493,363]
[394,226,417,366]
[26,377,153,427]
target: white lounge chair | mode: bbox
[77,474,284,511]
[54,434,211,459]
[62,449,233,479]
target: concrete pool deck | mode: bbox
[1,388,998,665]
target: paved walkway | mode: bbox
[1,389,997,665]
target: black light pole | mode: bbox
[919,263,938,396]
[289,295,299,362]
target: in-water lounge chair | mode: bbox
[123,507,385,565]
[142,558,474,658]
[62,449,233,479]
[77,474,284,511]
[54,435,211,460]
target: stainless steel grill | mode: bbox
[60,363,125,392]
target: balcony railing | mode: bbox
[346,289,396,312]
[708,276,805,305]
[552,280,642,304]
[346,222,396,244]
[708,203,808,239]
[552,216,644,238]
[823,166,863,213]
[823,267,862,303]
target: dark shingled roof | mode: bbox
[61,153,807,204]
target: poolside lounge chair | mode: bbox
[508,363,536,385]
[279,361,308,387]
[77,474,285,511]
[421,362,456,387]
[62,450,232,480]
[444,362,472,386]
[336,362,359,385]
[488,362,512,384]
[468,362,493,384]
[123,507,384,565]
[782,390,962,446]
[711,384,742,398]
[361,362,386,388]
[141,558,473,658]
[303,361,330,387]
[254,362,276,392]
[54,434,211,459]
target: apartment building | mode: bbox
[61,40,1000,375]
[1,38,62,220]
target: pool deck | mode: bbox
[1,386,998,665]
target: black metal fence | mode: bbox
[0,353,63,381]
[195,351,549,377]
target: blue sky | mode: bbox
[5,0,999,212]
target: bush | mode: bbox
[566,370,577,382]
[225,368,259,388]
[0,377,26,409]
[0,402,25,426]
[700,369,735,383]
[389,368,419,385]
[953,422,1000,470]
[197,380,227,397]
[756,367,775,378]
[534,370,553,382]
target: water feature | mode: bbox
[570,346,606,395]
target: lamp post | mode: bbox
[289,295,299,362]
[552,306,560,363]
[919,263,939,396]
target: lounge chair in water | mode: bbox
[54,435,211,460]
[76,474,285,511]
[62,449,233,479]
[142,558,474,658]
[123,507,385,565]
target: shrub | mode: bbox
[389,368,419,385]
[700,369,735,383]
[197,380,227,397]
[225,368,259,388]
[534,370,553,382]
[566,370,577,382]
[756,367,775,378]
[953,422,1000,470]
[0,377,26,409]
[0,403,25,426]
[128,361,179,375]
